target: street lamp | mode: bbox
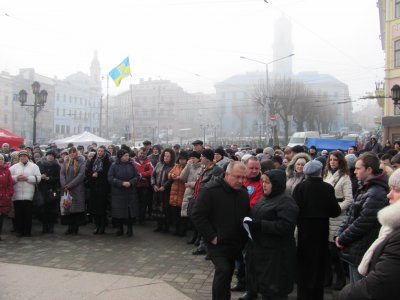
[391,84,400,107]
[240,53,294,145]
[200,124,208,145]
[19,81,48,145]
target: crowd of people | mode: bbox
[1,135,400,300]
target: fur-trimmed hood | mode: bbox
[378,199,400,229]
[286,152,311,178]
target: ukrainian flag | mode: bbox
[109,57,131,87]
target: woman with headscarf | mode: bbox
[0,153,13,240]
[108,149,140,237]
[339,168,400,299]
[151,148,175,233]
[60,147,86,235]
[323,150,353,290]
[86,146,111,235]
[36,150,61,234]
[285,152,311,196]
[244,169,299,300]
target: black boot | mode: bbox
[333,261,346,290]
[127,225,133,237]
[72,225,79,235]
[48,224,54,234]
[42,224,48,234]
[64,225,73,235]
[187,230,197,244]
[98,216,106,234]
[116,225,124,236]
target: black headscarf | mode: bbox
[264,169,286,198]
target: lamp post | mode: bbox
[18,81,48,145]
[240,53,294,145]
[200,124,208,145]
[391,84,400,108]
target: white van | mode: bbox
[287,131,320,147]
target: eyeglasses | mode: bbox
[229,174,246,181]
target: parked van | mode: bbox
[287,131,320,147]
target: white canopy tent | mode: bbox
[53,131,112,148]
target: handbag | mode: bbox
[32,175,45,207]
[60,192,73,216]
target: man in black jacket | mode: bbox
[192,161,250,300]
[335,152,389,283]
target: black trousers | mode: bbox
[211,256,236,300]
[14,200,33,235]
[137,187,148,223]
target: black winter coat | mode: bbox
[86,153,111,216]
[336,172,389,266]
[293,176,341,288]
[247,170,299,296]
[191,177,249,259]
[339,229,400,300]
[108,158,140,219]
[37,158,61,223]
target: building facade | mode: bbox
[378,0,400,142]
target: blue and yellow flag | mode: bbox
[109,57,131,87]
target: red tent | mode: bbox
[0,128,24,150]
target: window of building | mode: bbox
[396,0,400,18]
[56,108,59,116]
[4,114,8,124]
[61,125,65,134]
[56,125,60,133]
[4,95,8,105]
[66,126,70,134]
[395,40,400,67]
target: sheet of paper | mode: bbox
[243,216,253,241]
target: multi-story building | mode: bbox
[108,78,214,146]
[0,52,102,145]
[0,72,13,131]
[378,0,400,142]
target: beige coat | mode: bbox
[324,171,353,241]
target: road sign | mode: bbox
[270,115,277,122]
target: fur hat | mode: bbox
[214,147,226,157]
[303,160,323,177]
[201,149,214,161]
[263,147,274,156]
[389,168,400,188]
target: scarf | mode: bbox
[92,156,103,173]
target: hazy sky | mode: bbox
[0,0,384,105]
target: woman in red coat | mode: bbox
[0,153,14,240]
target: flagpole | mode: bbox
[106,75,109,138]
[130,76,135,146]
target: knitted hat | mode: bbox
[117,149,129,160]
[345,154,357,169]
[178,150,188,161]
[188,151,201,160]
[321,150,328,156]
[201,149,214,161]
[389,168,400,188]
[303,160,323,177]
